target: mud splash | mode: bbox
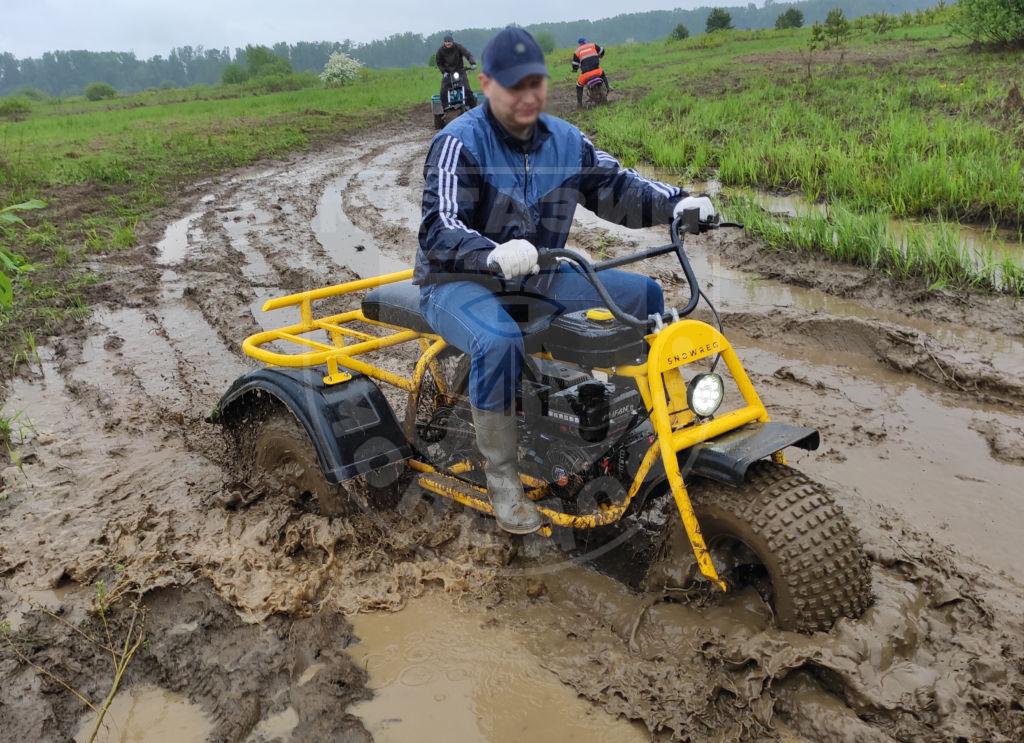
[490,514,1024,742]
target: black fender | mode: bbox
[683,421,819,487]
[627,420,820,496]
[211,368,411,484]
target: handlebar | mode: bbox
[492,209,742,332]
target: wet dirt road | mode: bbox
[2,114,1023,742]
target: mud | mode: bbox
[2,113,1024,741]
[1,581,371,743]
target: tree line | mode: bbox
[1,0,942,96]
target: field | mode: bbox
[0,67,438,368]
[2,16,1024,743]
[569,13,1024,293]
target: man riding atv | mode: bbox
[572,37,611,108]
[436,33,478,108]
[416,26,712,534]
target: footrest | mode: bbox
[416,472,553,536]
[417,472,492,513]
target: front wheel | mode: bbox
[651,461,872,632]
[433,113,445,130]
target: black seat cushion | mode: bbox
[362,281,646,367]
[361,281,435,334]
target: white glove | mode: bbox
[673,196,716,222]
[486,239,539,279]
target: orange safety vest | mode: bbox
[575,42,600,61]
[578,68,604,86]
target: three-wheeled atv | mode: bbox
[213,213,872,633]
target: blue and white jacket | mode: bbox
[414,101,685,288]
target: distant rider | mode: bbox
[572,37,611,107]
[416,27,715,534]
[436,33,478,107]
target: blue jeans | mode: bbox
[421,264,663,411]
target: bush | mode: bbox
[535,31,556,54]
[14,87,48,102]
[956,0,1024,46]
[84,82,117,101]
[775,8,804,29]
[0,96,32,120]
[221,63,249,85]
[706,8,734,32]
[670,23,691,41]
[320,51,363,87]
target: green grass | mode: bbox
[728,195,1024,295]
[0,67,438,367]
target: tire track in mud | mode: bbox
[2,117,1024,741]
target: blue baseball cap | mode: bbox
[482,27,549,88]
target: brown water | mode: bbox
[74,686,213,743]
[347,594,649,743]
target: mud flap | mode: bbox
[682,422,819,487]
[212,368,411,484]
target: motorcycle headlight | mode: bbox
[453,72,460,81]
[687,373,724,418]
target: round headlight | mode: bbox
[687,373,724,418]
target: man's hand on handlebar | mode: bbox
[486,239,540,278]
[673,195,716,222]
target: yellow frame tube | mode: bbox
[644,320,769,592]
[261,269,414,312]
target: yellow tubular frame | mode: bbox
[243,273,772,592]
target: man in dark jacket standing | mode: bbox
[416,27,715,534]
[436,33,478,107]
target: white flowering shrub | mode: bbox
[320,52,363,87]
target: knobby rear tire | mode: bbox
[229,405,405,515]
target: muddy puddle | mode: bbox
[74,685,213,743]
[347,594,649,742]
[3,115,1024,742]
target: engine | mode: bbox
[518,359,647,501]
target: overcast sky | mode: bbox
[2,0,736,58]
